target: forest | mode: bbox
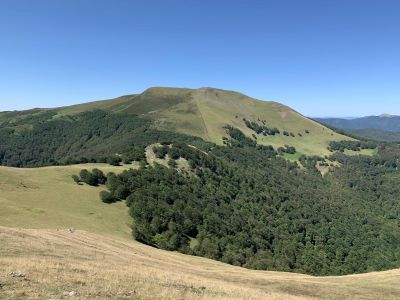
[0,110,207,167]
[74,127,400,276]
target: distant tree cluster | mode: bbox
[73,168,107,186]
[121,145,146,164]
[328,140,378,152]
[153,145,169,159]
[241,118,307,139]
[73,168,131,204]
[243,118,280,136]
[277,145,296,154]
[223,125,257,147]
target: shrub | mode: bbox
[107,156,122,166]
[106,173,120,192]
[114,185,130,200]
[100,191,115,203]
[79,169,97,186]
[168,159,178,168]
[71,175,81,184]
[153,145,169,159]
[92,168,106,185]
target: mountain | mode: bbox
[0,87,350,167]
[345,128,400,142]
[61,87,351,155]
[315,114,400,141]
[315,114,400,132]
[5,86,400,278]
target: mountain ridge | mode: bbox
[315,114,400,141]
[1,87,352,157]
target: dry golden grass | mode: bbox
[1,226,400,300]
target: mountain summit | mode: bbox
[379,113,396,118]
[54,87,349,156]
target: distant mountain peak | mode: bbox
[379,113,395,118]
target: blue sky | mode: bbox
[0,0,399,117]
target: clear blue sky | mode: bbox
[0,0,399,117]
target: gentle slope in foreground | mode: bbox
[1,226,400,300]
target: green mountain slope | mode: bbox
[54,87,351,156]
[0,87,353,168]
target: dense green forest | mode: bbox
[72,128,400,276]
[0,110,206,167]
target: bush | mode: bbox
[153,145,169,159]
[71,174,81,184]
[114,185,130,200]
[77,168,107,186]
[168,159,178,168]
[100,191,115,203]
[106,173,120,191]
[79,169,97,186]
[92,168,106,185]
[107,156,122,166]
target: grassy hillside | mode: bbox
[0,164,134,238]
[100,87,352,156]
[1,87,352,157]
[1,226,400,300]
[56,94,137,115]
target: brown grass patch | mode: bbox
[1,226,399,299]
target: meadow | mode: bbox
[0,164,133,239]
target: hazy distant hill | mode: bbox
[315,115,400,141]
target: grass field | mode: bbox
[0,164,134,239]
[282,152,304,161]
[343,148,377,156]
[1,226,400,300]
